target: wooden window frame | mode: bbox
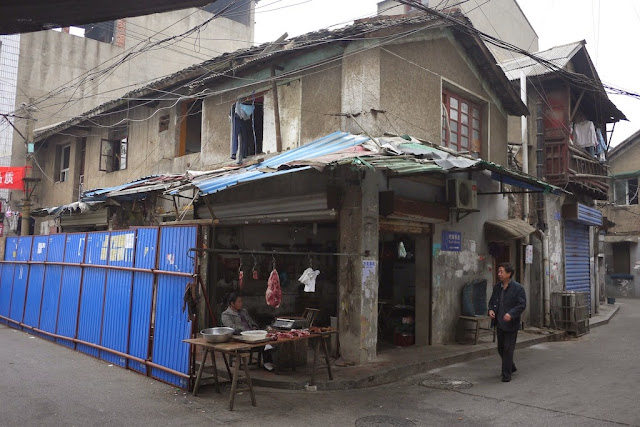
[100,125,128,173]
[442,90,482,154]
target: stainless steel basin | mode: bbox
[200,327,234,343]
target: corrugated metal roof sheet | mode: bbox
[499,41,584,80]
[188,131,370,195]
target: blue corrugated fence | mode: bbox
[0,226,197,389]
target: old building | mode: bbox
[4,2,256,218]
[376,0,539,61]
[27,13,565,364]
[501,40,626,322]
[600,130,640,298]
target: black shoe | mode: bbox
[511,366,517,373]
[502,377,511,382]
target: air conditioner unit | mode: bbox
[447,179,477,210]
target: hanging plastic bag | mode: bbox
[299,267,321,293]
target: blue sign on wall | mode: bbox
[441,230,462,252]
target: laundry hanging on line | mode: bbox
[230,102,263,161]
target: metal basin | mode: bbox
[201,327,234,343]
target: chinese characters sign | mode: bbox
[0,167,25,189]
[441,230,462,252]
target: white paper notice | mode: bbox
[525,244,533,264]
[124,233,135,249]
[362,260,376,286]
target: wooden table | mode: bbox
[185,329,335,410]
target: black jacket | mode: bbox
[488,280,526,332]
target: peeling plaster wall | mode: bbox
[545,194,565,293]
[431,170,507,344]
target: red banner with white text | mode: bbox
[0,167,25,189]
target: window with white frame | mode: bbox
[55,144,71,182]
[613,177,639,205]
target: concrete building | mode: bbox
[5,2,255,216]
[600,130,640,298]
[377,0,539,61]
[26,13,563,365]
[0,34,20,195]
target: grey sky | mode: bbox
[254,0,640,147]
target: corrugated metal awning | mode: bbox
[485,219,536,240]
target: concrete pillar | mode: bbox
[415,233,431,345]
[338,169,379,364]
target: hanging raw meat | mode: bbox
[266,269,282,308]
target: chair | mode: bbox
[302,307,320,328]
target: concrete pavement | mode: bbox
[0,300,635,426]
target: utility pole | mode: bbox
[21,101,36,236]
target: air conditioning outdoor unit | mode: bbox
[447,179,477,210]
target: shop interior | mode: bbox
[378,232,417,349]
[210,223,338,331]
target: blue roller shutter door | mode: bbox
[564,220,590,312]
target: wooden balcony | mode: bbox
[544,141,608,200]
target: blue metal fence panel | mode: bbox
[128,228,158,375]
[0,237,19,325]
[56,234,87,348]
[564,220,591,311]
[22,236,49,336]
[77,232,110,356]
[100,230,136,367]
[151,226,196,388]
[8,237,34,328]
[39,234,66,340]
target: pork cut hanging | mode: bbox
[266,268,282,308]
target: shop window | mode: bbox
[178,100,202,156]
[442,91,482,154]
[100,125,128,172]
[55,144,71,183]
[613,177,639,206]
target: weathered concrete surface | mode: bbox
[0,300,634,426]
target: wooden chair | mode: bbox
[302,307,320,328]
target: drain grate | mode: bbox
[420,378,473,390]
[355,415,417,427]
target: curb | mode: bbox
[239,330,566,391]
[590,304,620,328]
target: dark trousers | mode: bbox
[231,115,251,160]
[497,328,518,379]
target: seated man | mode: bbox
[221,293,275,371]
[221,293,258,334]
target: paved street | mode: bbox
[1,300,639,426]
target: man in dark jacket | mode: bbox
[488,262,526,382]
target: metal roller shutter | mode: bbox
[564,220,591,311]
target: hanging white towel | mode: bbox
[299,267,321,293]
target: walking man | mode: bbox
[488,262,526,382]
